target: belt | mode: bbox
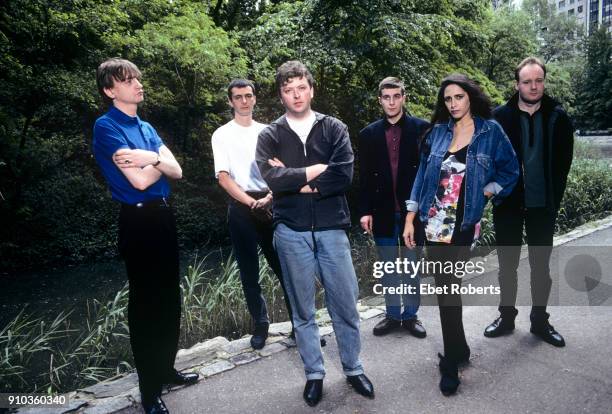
[245,190,270,200]
[121,197,170,210]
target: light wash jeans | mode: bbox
[374,213,420,321]
[273,223,364,380]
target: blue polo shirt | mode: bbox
[93,106,170,204]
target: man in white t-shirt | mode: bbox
[211,79,295,350]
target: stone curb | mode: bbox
[19,305,384,413]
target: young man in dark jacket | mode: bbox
[484,57,574,347]
[358,77,429,337]
[256,60,373,407]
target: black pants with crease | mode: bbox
[119,201,181,400]
[493,206,555,326]
[426,226,474,363]
[227,196,293,327]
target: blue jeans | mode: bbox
[273,224,364,380]
[374,213,420,321]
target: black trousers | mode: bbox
[119,201,180,400]
[427,232,472,363]
[227,198,293,327]
[493,206,555,325]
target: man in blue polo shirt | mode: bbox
[93,58,197,414]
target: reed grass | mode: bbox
[179,250,289,344]
[1,251,290,393]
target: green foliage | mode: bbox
[0,0,606,272]
[241,0,503,130]
[522,0,584,63]
[544,61,578,115]
[0,1,242,271]
[575,28,612,130]
[480,5,537,96]
[557,158,612,232]
[128,10,247,145]
[0,310,71,392]
[0,285,130,393]
[180,251,288,341]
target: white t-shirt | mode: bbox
[287,111,316,145]
[211,120,269,192]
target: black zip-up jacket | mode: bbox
[493,93,574,212]
[256,112,353,231]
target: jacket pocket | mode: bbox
[475,154,492,186]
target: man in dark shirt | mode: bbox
[358,77,429,338]
[93,58,198,414]
[484,57,574,348]
[256,60,374,407]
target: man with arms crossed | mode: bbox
[93,58,198,414]
[484,57,573,347]
[359,77,429,338]
[256,60,374,407]
[211,79,297,349]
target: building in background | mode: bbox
[492,0,517,9]
[556,0,612,34]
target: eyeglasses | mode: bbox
[380,93,404,102]
[232,93,254,101]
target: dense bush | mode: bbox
[0,0,609,273]
[557,159,612,232]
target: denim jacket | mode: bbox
[405,117,519,231]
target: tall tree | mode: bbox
[522,0,583,63]
[481,5,537,95]
[576,28,612,130]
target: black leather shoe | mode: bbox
[164,370,199,386]
[303,379,323,406]
[484,316,515,338]
[250,322,269,350]
[346,374,374,398]
[372,317,401,336]
[530,322,565,347]
[438,353,460,396]
[142,396,168,414]
[403,318,427,338]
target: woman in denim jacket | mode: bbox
[403,74,518,396]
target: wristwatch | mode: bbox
[153,155,161,167]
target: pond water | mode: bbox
[0,247,229,327]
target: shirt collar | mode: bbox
[384,113,405,129]
[108,105,140,125]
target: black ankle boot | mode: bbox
[438,353,460,396]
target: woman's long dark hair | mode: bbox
[419,73,493,155]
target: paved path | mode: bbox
[118,225,612,414]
